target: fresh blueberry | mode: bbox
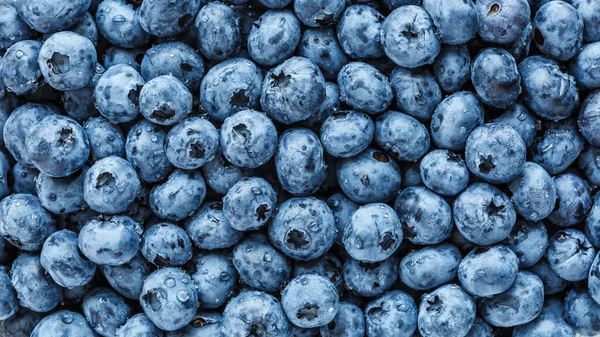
[102,253,152,300]
[189,252,237,309]
[547,229,596,281]
[139,75,192,126]
[376,111,430,162]
[453,182,516,245]
[62,64,104,123]
[513,313,575,337]
[459,245,519,297]
[282,274,339,328]
[11,253,61,313]
[269,197,335,261]
[531,119,584,175]
[336,5,384,59]
[478,271,544,327]
[223,177,276,231]
[103,46,144,73]
[533,1,583,62]
[579,91,600,148]
[138,0,201,37]
[420,150,469,196]
[261,57,326,125]
[390,66,442,122]
[494,103,537,148]
[0,193,56,252]
[395,187,452,245]
[200,58,262,121]
[125,120,173,183]
[94,64,145,124]
[30,311,95,337]
[202,153,254,195]
[40,230,96,288]
[83,117,125,161]
[418,284,476,337]
[380,6,441,68]
[166,311,223,337]
[294,0,345,28]
[1,40,42,95]
[16,0,90,34]
[0,308,41,337]
[195,2,241,61]
[564,287,600,336]
[149,169,206,221]
[572,0,600,42]
[320,302,364,337]
[505,219,548,268]
[528,259,568,295]
[141,42,204,92]
[78,214,141,265]
[221,290,289,337]
[141,223,193,267]
[399,243,461,291]
[184,202,243,250]
[430,91,484,151]
[474,48,521,109]
[220,110,278,169]
[519,56,579,121]
[320,111,374,158]
[167,121,218,170]
[95,0,150,48]
[571,42,600,90]
[0,269,18,320]
[432,45,471,93]
[475,0,530,44]
[298,29,349,80]
[508,162,556,221]
[326,192,359,244]
[83,156,141,214]
[140,267,199,331]
[548,173,592,227]
[82,287,131,337]
[248,9,300,66]
[343,203,402,262]
[115,313,162,337]
[364,290,417,337]
[343,255,399,297]
[423,0,478,44]
[38,31,96,91]
[0,2,35,50]
[337,62,392,115]
[293,252,344,293]
[578,145,600,186]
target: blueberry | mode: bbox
[11,254,61,312]
[395,187,452,245]
[94,64,145,124]
[83,117,125,161]
[125,120,173,183]
[102,253,152,300]
[293,252,344,293]
[38,31,96,91]
[381,6,440,68]
[494,103,537,148]
[116,313,162,337]
[1,40,42,95]
[0,194,56,252]
[294,0,345,28]
[40,230,96,288]
[399,243,461,291]
[78,214,141,265]
[200,58,262,121]
[572,0,600,42]
[418,284,476,337]
[202,153,254,195]
[165,117,217,169]
[261,57,326,125]
[420,150,469,196]
[475,0,530,44]
[376,111,430,162]
[579,91,600,148]
[571,42,600,90]
[505,219,548,268]
[430,91,484,151]
[220,110,278,169]
[30,311,95,337]
[337,62,392,115]
[564,287,600,336]
[0,269,18,320]
[528,259,568,295]
[343,203,402,262]
[364,290,417,337]
[83,156,141,214]
[223,177,276,231]
[508,162,556,221]
[248,9,300,66]
[509,21,534,62]
[465,122,526,184]
[548,173,592,227]
[478,271,544,327]
[422,0,478,44]
[62,64,104,123]
[343,255,399,297]
[184,202,243,250]
[320,302,364,337]
[472,48,521,108]
[103,46,144,73]
[320,111,374,158]
[326,193,359,244]
[221,290,289,337]
[513,313,575,337]
[432,45,471,93]
[269,197,336,261]
[139,0,200,37]
[195,2,241,61]
[149,169,206,221]
[96,0,150,48]
[531,119,584,175]
[82,287,131,337]
[533,1,583,62]
[141,42,204,92]
[336,5,385,59]
[0,2,35,50]
[578,145,600,186]
[453,182,516,245]
[189,252,237,309]
[390,67,442,122]
[16,0,90,34]
[459,245,519,297]
[276,128,327,195]
[141,223,193,267]
[282,274,339,328]
[519,56,579,121]
[140,267,199,331]
[0,308,41,337]
[167,311,223,337]
[139,75,192,126]
[547,229,596,282]
[337,148,402,203]
[298,29,349,80]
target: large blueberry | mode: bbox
[495,103,537,148]
[547,229,596,281]
[149,169,206,221]
[430,91,484,151]
[30,311,95,337]
[102,253,152,300]
[139,0,201,37]
[531,119,584,175]
[11,254,61,313]
[94,64,145,124]
[365,290,417,337]
[221,290,289,337]
[248,10,300,66]
[125,120,173,183]
[0,194,56,252]
[190,252,237,309]
[16,0,90,33]
[40,230,96,288]
[505,219,548,268]
[420,150,469,196]
[141,42,204,92]
[432,45,471,93]
[139,75,192,126]
[533,1,583,61]
[82,287,131,337]
[1,40,42,95]
[418,284,476,337]
[195,2,241,61]
[184,202,242,250]
[336,5,384,59]
[165,117,219,170]
[471,48,521,108]
[337,62,392,115]
[343,255,399,297]
[223,177,276,231]
[141,223,193,267]
[95,0,150,48]
[281,275,339,328]
[475,0,530,44]
[83,117,125,161]
[459,245,519,297]
[508,162,556,221]
[399,243,461,291]
[549,173,592,227]
[390,67,442,122]
[422,0,478,44]
[78,214,141,266]
[298,29,348,80]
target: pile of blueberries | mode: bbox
[3,0,600,336]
